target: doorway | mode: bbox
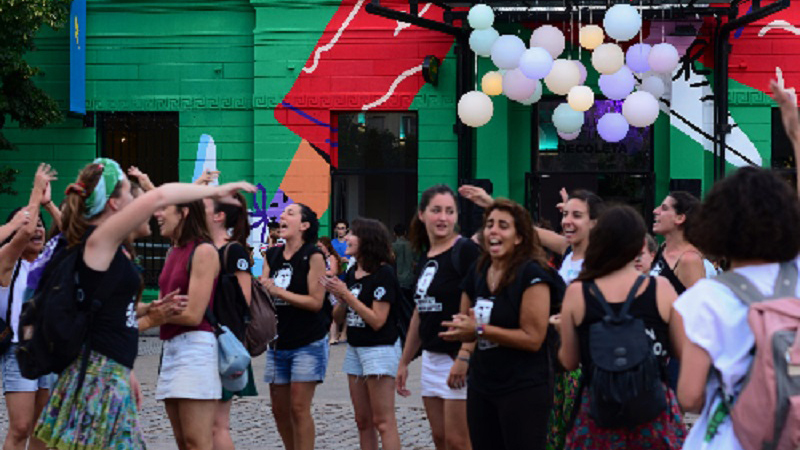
[331,112,418,234]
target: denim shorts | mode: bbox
[264,335,329,385]
[1,344,57,393]
[155,331,221,400]
[342,340,401,377]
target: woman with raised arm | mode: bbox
[0,164,57,450]
[441,199,564,450]
[321,218,402,450]
[34,158,254,450]
[260,203,328,450]
[396,185,480,450]
[204,192,258,450]
[650,192,706,294]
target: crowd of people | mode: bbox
[0,80,798,450]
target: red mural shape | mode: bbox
[274,0,457,168]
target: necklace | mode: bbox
[487,266,502,292]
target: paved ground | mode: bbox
[0,335,433,450]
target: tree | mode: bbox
[0,0,71,194]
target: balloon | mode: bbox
[568,86,594,112]
[597,112,630,143]
[558,130,581,140]
[458,91,494,127]
[503,69,538,101]
[574,60,588,84]
[626,43,651,73]
[530,25,565,59]
[592,43,625,75]
[469,28,500,57]
[599,66,635,100]
[639,75,665,98]
[648,43,680,74]
[518,80,543,105]
[491,35,526,70]
[552,103,585,133]
[481,71,503,96]
[544,59,580,95]
[468,4,494,30]
[603,4,642,42]
[622,91,660,127]
[519,47,553,80]
[579,25,604,50]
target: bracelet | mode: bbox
[456,355,470,363]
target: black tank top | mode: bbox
[577,277,671,379]
[650,246,686,294]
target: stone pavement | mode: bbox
[0,335,434,450]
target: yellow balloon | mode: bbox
[567,85,595,112]
[481,71,503,96]
[579,25,604,50]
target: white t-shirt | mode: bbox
[558,251,583,284]
[0,259,32,343]
[674,257,800,450]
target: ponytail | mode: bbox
[61,164,105,247]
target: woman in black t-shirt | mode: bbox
[441,199,564,450]
[260,203,327,450]
[396,184,478,450]
[321,218,401,450]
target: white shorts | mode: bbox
[420,350,467,400]
[156,331,221,400]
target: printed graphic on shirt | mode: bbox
[474,297,498,350]
[374,286,386,300]
[650,260,665,277]
[236,258,249,271]
[645,327,668,357]
[346,283,366,328]
[415,261,442,312]
[273,263,293,306]
[126,298,138,329]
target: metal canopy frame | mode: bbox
[365,0,789,190]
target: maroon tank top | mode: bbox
[159,241,217,340]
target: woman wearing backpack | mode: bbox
[320,218,402,450]
[557,205,686,449]
[0,164,58,450]
[204,192,257,450]
[33,158,254,450]
[260,203,328,450]
[396,184,480,450]
[675,80,800,450]
[440,199,565,450]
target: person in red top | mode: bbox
[154,199,221,450]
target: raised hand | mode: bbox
[771,78,800,143]
[214,181,256,199]
[33,163,57,193]
[458,184,493,208]
[127,166,155,191]
[195,169,220,186]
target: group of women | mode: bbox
[0,79,798,450]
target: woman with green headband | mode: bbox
[34,158,255,450]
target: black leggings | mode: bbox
[467,384,552,450]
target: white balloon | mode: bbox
[544,59,580,95]
[579,25,604,50]
[597,112,630,143]
[568,86,595,112]
[518,80,543,105]
[603,4,642,42]
[530,25,565,59]
[519,47,553,80]
[469,28,500,57]
[491,35,526,70]
[503,69,538,101]
[468,4,494,30]
[648,43,680,74]
[552,103,585,133]
[458,91,494,127]
[639,75,665,98]
[558,129,581,140]
[592,43,625,75]
[574,60,588,84]
[599,66,635,100]
[626,43,651,73]
[622,91,660,128]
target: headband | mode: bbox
[84,158,126,218]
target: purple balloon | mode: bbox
[574,60,588,85]
[599,66,635,101]
[503,68,538,101]
[597,112,629,143]
[558,129,580,140]
[626,43,651,73]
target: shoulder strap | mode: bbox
[586,275,646,320]
[222,243,232,275]
[619,275,647,318]
[774,261,798,298]
[7,260,22,324]
[714,271,766,306]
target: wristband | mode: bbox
[456,355,470,363]
[475,324,486,337]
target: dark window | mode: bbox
[98,112,179,287]
[772,107,798,188]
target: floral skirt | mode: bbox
[564,385,686,450]
[547,369,582,450]
[34,351,145,450]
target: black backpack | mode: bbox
[585,275,667,429]
[16,240,113,390]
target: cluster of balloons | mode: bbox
[457,3,681,144]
